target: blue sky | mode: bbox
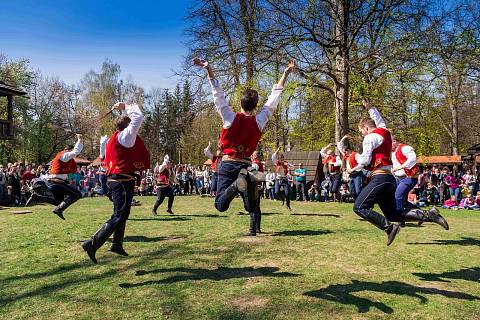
[0,0,192,90]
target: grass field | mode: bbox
[1,196,479,320]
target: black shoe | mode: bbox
[166,209,174,215]
[244,231,256,236]
[256,229,262,234]
[386,223,400,246]
[428,207,449,230]
[109,244,129,256]
[152,209,157,216]
[52,207,65,220]
[236,169,248,192]
[81,240,98,264]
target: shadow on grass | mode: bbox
[270,230,333,237]
[291,213,340,218]
[413,267,480,283]
[408,237,480,246]
[304,280,479,314]
[124,235,186,243]
[128,217,191,221]
[176,214,228,218]
[119,266,300,288]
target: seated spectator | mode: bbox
[308,184,320,202]
[422,182,439,206]
[442,195,459,209]
[459,194,479,210]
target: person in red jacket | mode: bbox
[338,135,363,199]
[43,134,84,219]
[193,57,295,236]
[82,102,150,263]
[350,98,448,246]
[152,155,175,215]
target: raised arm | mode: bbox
[320,144,333,158]
[256,60,296,131]
[193,58,235,128]
[60,134,83,162]
[363,98,386,128]
[158,155,169,173]
[116,103,144,148]
[203,141,214,160]
[99,135,108,159]
[337,136,348,157]
[271,147,280,163]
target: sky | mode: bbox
[0,0,192,90]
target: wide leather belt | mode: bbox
[107,173,136,182]
[370,169,392,177]
[221,155,251,164]
[47,178,68,184]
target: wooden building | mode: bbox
[265,151,324,186]
[0,81,27,140]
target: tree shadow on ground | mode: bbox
[176,214,227,218]
[408,237,480,246]
[119,266,300,288]
[291,213,340,218]
[413,267,480,283]
[123,235,186,243]
[270,230,333,237]
[304,280,479,314]
[128,217,191,221]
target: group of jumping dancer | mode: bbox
[34,57,449,264]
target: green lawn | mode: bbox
[1,196,479,320]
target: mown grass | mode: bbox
[1,196,479,319]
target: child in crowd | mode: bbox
[443,195,459,209]
[459,194,479,210]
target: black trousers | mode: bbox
[215,161,256,213]
[330,173,342,195]
[47,180,82,208]
[154,185,174,211]
[352,173,402,231]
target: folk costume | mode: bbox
[46,140,83,220]
[320,146,342,201]
[82,103,150,263]
[204,143,222,195]
[392,143,419,212]
[152,155,175,215]
[209,77,283,236]
[272,151,293,209]
[352,106,448,246]
[338,136,363,199]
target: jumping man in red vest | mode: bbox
[320,144,343,201]
[349,98,448,246]
[204,141,222,196]
[45,134,83,220]
[338,135,363,199]
[193,57,295,236]
[152,154,175,215]
[272,147,294,210]
[82,102,150,263]
[391,137,421,212]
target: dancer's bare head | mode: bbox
[391,135,400,150]
[358,118,376,136]
[116,116,131,131]
[241,89,259,112]
[64,144,74,151]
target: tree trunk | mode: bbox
[333,0,350,143]
[450,104,459,155]
[240,0,255,83]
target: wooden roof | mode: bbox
[417,155,462,165]
[0,81,27,97]
[265,151,323,183]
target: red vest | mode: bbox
[157,168,170,186]
[219,113,261,159]
[365,127,393,171]
[395,143,419,177]
[253,159,264,172]
[348,151,358,169]
[50,151,77,174]
[211,155,220,172]
[276,161,289,175]
[105,131,151,175]
[324,155,341,174]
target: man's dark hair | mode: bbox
[241,89,259,112]
[116,116,131,131]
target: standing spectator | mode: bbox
[462,169,476,194]
[265,169,276,200]
[8,164,21,205]
[293,163,307,201]
[444,171,460,199]
[0,164,6,202]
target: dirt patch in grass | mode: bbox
[231,295,268,311]
[236,236,270,244]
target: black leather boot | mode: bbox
[236,168,248,192]
[152,201,159,216]
[363,209,400,246]
[167,196,174,215]
[244,212,256,236]
[110,221,128,256]
[52,201,69,220]
[256,211,262,233]
[82,219,117,264]
[403,207,449,230]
